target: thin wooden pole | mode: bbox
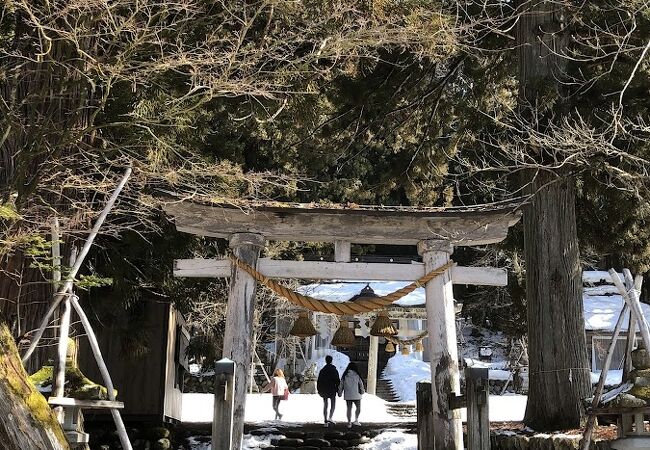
[51,219,65,422]
[53,246,76,423]
[254,350,270,384]
[580,302,629,449]
[70,295,132,450]
[367,336,379,395]
[622,274,639,382]
[22,168,132,363]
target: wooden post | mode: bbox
[222,232,264,449]
[466,368,490,450]
[417,240,463,450]
[367,336,379,395]
[416,381,434,450]
[334,240,351,262]
[213,358,236,450]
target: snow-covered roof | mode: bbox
[297,281,425,307]
[297,271,647,331]
[583,295,650,332]
[582,270,649,332]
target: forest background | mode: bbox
[2,0,650,432]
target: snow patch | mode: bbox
[309,350,350,378]
[590,369,623,387]
[381,354,431,402]
[242,433,284,450]
[359,429,417,450]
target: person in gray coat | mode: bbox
[337,362,365,427]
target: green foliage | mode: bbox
[0,204,20,220]
[75,274,114,290]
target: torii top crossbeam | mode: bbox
[163,200,522,246]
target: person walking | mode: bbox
[337,362,365,428]
[317,355,340,426]
[265,368,288,420]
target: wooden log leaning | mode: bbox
[610,270,650,350]
[70,296,132,450]
[580,300,629,449]
[622,273,641,382]
[22,168,132,363]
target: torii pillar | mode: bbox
[221,232,265,449]
[418,240,463,450]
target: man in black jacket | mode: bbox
[317,355,341,426]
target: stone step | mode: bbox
[249,428,384,450]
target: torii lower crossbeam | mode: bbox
[174,258,507,286]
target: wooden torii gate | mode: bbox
[164,201,521,450]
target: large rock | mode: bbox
[632,343,650,370]
[153,438,171,450]
[613,393,647,408]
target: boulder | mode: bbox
[612,393,647,408]
[154,438,171,450]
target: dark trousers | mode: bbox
[272,395,282,418]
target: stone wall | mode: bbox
[491,432,611,450]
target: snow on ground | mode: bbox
[382,354,431,402]
[583,270,620,284]
[590,369,623,387]
[475,394,527,422]
[359,429,417,450]
[187,437,210,450]
[464,358,512,381]
[182,393,412,423]
[181,392,527,424]
[242,434,284,450]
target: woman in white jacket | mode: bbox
[337,362,365,427]
[264,368,288,420]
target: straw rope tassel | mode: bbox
[228,255,455,315]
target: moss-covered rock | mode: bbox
[612,393,647,407]
[29,364,116,400]
[154,438,171,450]
[144,427,171,440]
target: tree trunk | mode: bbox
[0,322,69,450]
[0,251,53,373]
[522,173,590,429]
[518,1,591,430]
